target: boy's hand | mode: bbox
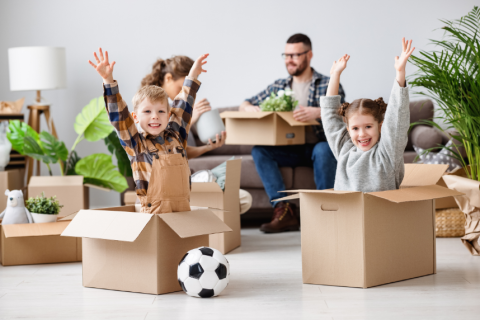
[88,48,116,84]
[394,38,415,73]
[188,54,209,79]
[330,54,350,76]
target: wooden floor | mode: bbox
[1,229,480,320]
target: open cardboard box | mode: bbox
[220,111,318,146]
[277,164,464,289]
[435,167,469,209]
[190,159,242,254]
[0,214,81,266]
[61,205,232,295]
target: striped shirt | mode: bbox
[245,68,346,141]
[103,77,201,197]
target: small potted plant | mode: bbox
[25,192,63,223]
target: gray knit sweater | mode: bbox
[320,80,410,192]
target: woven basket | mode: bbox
[436,208,466,237]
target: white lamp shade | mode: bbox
[8,47,67,91]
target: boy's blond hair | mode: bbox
[132,85,169,111]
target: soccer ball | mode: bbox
[177,246,230,298]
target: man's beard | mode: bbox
[286,59,308,76]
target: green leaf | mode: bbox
[104,131,133,177]
[24,136,56,164]
[64,150,81,176]
[74,96,114,142]
[7,120,39,154]
[39,131,69,162]
[75,153,128,193]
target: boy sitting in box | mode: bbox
[89,48,208,213]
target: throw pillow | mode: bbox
[413,139,462,172]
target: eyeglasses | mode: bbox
[281,50,310,60]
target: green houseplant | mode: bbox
[409,6,480,181]
[7,96,128,193]
[26,192,63,223]
[260,89,298,111]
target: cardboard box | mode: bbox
[277,164,463,289]
[28,176,89,218]
[221,111,318,146]
[124,191,137,206]
[0,169,25,210]
[190,159,242,254]
[435,167,468,209]
[61,205,232,295]
[0,216,81,266]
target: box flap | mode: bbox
[59,211,80,221]
[275,112,318,126]
[3,221,71,238]
[274,194,300,202]
[160,209,232,238]
[84,183,111,192]
[281,189,361,195]
[367,185,464,203]
[191,182,223,193]
[29,175,84,187]
[220,111,273,119]
[401,164,449,188]
[61,209,154,242]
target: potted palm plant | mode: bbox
[26,192,63,223]
[409,6,480,255]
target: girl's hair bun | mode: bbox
[338,102,350,117]
[374,97,387,114]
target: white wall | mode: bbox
[0,0,476,207]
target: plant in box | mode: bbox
[260,89,298,111]
[25,192,63,223]
[7,96,128,193]
[409,6,480,255]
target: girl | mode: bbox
[320,38,415,192]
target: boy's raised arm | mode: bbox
[89,48,140,157]
[168,54,209,148]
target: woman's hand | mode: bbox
[395,38,415,87]
[189,53,209,79]
[329,54,350,76]
[207,131,227,151]
[191,98,212,125]
[88,48,116,84]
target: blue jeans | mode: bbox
[251,142,337,207]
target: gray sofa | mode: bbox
[188,100,453,217]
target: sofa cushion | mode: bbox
[410,125,443,150]
[406,99,434,151]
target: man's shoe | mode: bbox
[260,202,300,233]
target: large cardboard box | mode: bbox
[190,159,242,254]
[278,164,463,289]
[221,111,318,146]
[28,176,89,218]
[0,169,25,210]
[0,216,81,266]
[61,205,232,295]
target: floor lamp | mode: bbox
[8,46,67,184]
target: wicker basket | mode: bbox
[436,208,466,237]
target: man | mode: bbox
[241,33,346,233]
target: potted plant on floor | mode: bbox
[26,192,63,223]
[409,6,480,255]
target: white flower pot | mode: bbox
[196,109,226,145]
[31,212,58,223]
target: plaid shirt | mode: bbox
[245,68,346,139]
[103,77,200,197]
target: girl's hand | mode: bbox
[191,98,212,125]
[88,48,116,84]
[394,38,415,73]
[330,54,350,76]
[189,53,209,79]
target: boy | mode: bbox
[88,48,208,213]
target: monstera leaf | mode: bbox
[24,136,56,164]
[75,153,128,193]
[104,131,132,177]
[64,150,81,176]
[39,131,68,163]
[73,96,113,147]
[7,120,40,154]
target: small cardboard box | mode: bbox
[124,191,137,206]
[61,205,232,295]
[221,111,318,146]
[28,176,89,218]
[190,159,242,254]
[0,216,81,266]
[0,169,25,210]
[278,164,463,289]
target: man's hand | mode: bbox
[208,131,227,150]
[330,54,350,76]
[293,106,320,122]
[189,53,209,79]
[394,38,415,87]
[191,98,212,125]
[88,47,116,84]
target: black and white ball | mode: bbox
[177,246,230,298]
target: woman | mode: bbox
[141,56,226,158]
